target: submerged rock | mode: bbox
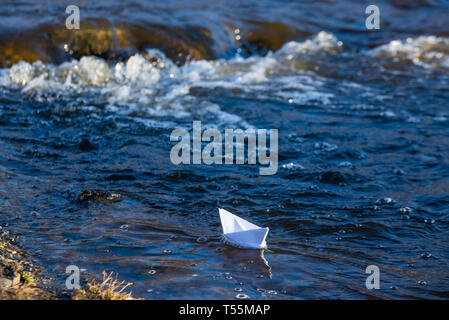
[76,190,122,203]
[0,18,313,67]
[0,19,215,67]
[233,21,310,55]
[78,138,98,152]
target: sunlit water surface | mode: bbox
[0,0,448,299]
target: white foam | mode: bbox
[369,35,449,69]
[276,31,341,56]
[0,32,347,127]
[125,54,160,85]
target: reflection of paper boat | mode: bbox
[219,208,269,249]
[221,246,272,278]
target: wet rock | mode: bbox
[0,277,12,290]
[76,190,122,204]
[0,19,215,67]
[78,138,97,152]
[0,231,56,299]
[320,171,349,184]
[12,272,21,286]
[235,21,309,55]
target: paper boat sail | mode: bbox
[219,208,269,249]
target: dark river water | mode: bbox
[0,0,448,299]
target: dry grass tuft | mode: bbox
[73,271,137,300]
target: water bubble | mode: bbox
[196,236,207,243]
[119,224,129,230]
[282,162,304,170]
[418,280,427,285]
[148,269,157,275]
[257,288,266,293]
[235,293,250,299]
[380,110,395,118]
[399,207,412,214]
[288,98,293,104]
[235,35,241,41]
[267,290,277,295]
[338,161,353,168]
[420,252,432,259]
[234,28,240,35]
[376,197,394,205]
[163,249,172,253]
[314,141,338,152]
[225,275,233,280]
[256,274,264,279]
[234,288,243,292]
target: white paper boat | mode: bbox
[218,208,269,249]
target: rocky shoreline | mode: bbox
[0,225,56,299]
[0,225,138,300]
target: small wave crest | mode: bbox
[0,32,341,127]
[369,35,449,69]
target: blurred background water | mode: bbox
[0,0,448,299]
